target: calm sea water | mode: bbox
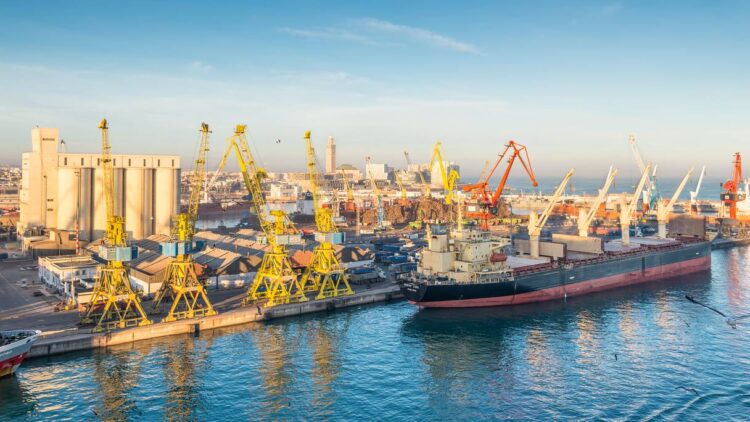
[5,247,749,420]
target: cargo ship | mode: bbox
[0,330,40,377]
[401,225,711,308]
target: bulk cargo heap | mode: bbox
[400,218,711,308]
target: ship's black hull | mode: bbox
[402,241,711,308]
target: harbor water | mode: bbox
[2,247,750,420]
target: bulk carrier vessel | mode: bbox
[400,224,711,308]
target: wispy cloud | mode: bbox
[360,18,481,55]
[600,2,624,16]
[189,61,212,72]
[279,19,481,55]
[278,27,395,47]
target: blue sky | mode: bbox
[1,0,749,180]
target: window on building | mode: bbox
[81,158,84,166]
[172,159,174,167]
[143,159,146,166]
[128,159,132,166]
[64,157,67,165]
[158,159,161,167]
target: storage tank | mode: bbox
[125,168,145,239]
[92,167,107,239]
[143,168,154,237]
[154,168,178,235]
[79,168,93,241]
[56,168,77,231]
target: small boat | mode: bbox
[0,330,41,378]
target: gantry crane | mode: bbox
[365,156,385,230]
[298,131,354,299]
[690,165,706,214]
[656,167,694,238]
[428,141,460,204]
[620,164,651,245]
[81,119,152,332]
[721,153,744,219]
[211,125,306,307]
[462,140,538,229]
[152,123,217,321]
[577,166,618,237]
[404,151,430,198]
[527,169,575,258]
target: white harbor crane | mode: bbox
[689,165,706,214]
[620,164,652,245]
[629,135,660,211]
[578,166,618,237]
[656,167,694,238]
[528,169,575,258]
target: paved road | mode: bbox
[0,260,80,332]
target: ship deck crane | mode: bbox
[722,153,744,219]
[339,169,356,212]
[81,119,152,332]
[620,164,651,245]
[462,140,538,229]
[404,151,430,198]
[577,166,618,237]
[299,131,354,299]
[656,167,694,238]
[428,141,459,204]
[690,165,706,214]
[152,123,217,322]
[527,169,575,258]
[213,125,306,307]
[366,157,385,230]
[629,135,660,211]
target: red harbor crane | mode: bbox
[462,140,538,229]
[722,152,745,219]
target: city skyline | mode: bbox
[2,1,749,177]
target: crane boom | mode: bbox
[304,131,337,234]
[656,167,694,238]
[620,163,651,245]
[428,141,459,204]
[690,165,706,213]
[395,171,407,201]
[578,166,618,237]
[529,169,575,237]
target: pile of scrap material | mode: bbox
[360,199,454,226]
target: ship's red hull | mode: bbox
[413,254,710,308]
[0,351,29,378]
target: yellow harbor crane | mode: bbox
[394,170,408,203]
[298,131,354,299]
[366,156,386,229]
[429,141,460,204]
[151,123,217,321]
[81,119,152,332]
[212,125,306,307]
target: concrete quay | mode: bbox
[28,284,403,359]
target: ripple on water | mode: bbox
[3,248,750,420]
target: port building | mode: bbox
[18,127,181,245]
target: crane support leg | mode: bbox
[243,246,307,307]
[300,242,354,300]
[82,264,152,332]
[152,257,216,322]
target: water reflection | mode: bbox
[92,349,147,420]
[162,338,211,421]
[0,376,35,417]
[251,324,295,414]
[309,317,348,411]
